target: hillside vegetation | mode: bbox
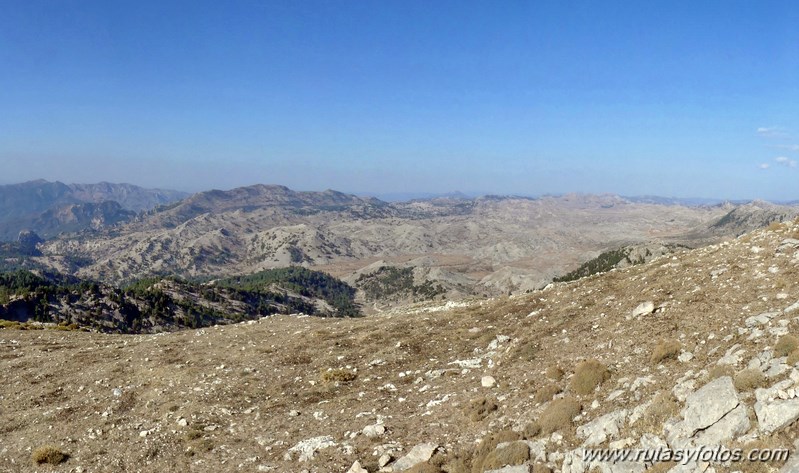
[0,267,360,333]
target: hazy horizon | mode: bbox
[2,1,798,201]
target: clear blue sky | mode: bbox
[1,0,798,200]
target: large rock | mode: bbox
[691,404,750,446]
[755,398,799,434]
[666,376,746,449]
[577,410,628,446]
[631,301,655,318]
[392,443,439,471]
[347,461,369,473]
[681,376,740,435]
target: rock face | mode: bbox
[665,377,749,448]
[755,380,799,434]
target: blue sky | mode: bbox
[1,1,798,200]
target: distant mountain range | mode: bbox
[0,180,188,241]
[2,180,798,310]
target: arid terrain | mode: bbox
[22,183,798,311]
[5,220,799,472]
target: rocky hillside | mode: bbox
[5,221,799,472]
[0,180,188,240]
[37,187,741,303]
[0,267,359,333]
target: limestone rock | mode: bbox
[754,397,799,434]
[347,461,369,473]
[392,443,438,471]
[363,424,386,439]
[284,436,336,462]
[577,410,628,446]
[681,376,740,435]
[631,302,655,318]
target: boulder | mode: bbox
[392,443,439,471]
[577,410,628,446]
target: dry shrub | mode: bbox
[523,421,542,439]
[513,340,539,361]
[464,396,498,422]
[545,365,565,381]
[407,463,442,473]
[650,339,681,364]
[734,368,766,391]
[539,397,582,434]
[707,364,735,380]
[470,430,521,473]
[31,446,68,465]
[534,383,562,404]
[788,349,799,366]
[637,392,680,434]
[737,440,788,473]
[320,368,357,384]
[776,335,799,357]
[570,359,610,395]
[480,441,530,470]
[532,464,553,473]
[767,221,785,232]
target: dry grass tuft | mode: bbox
[533,383,562,404]
[789,349,799,366]
[470,430,521,473]
[464,396,498,422]
[320,368,357,384]
[776,335,799,357]
[637,392,680,434]
[523,421,541,439]
[545,366,564,381]
[734,368,766,392]
[480,441,530,471]
[570,359,610,395]
[31,446,68,465]
[650,339,682,364]
[707,364,735,380]
[407,463,443,473]
[539,397,581,434]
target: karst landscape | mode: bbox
[2,181,799,473]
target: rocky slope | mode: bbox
[37,187,744,304]
[5,221,799,472]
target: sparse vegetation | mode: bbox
[320,368,357,384]
[464,396,498,422]
[534,383,562,404]
[707,364,735,380]
[570,359,610,395]
[539,397,582,434]
[470,430,521,473]
[788,349,799,366]
[734,368,766,392]
[650,339,682,364]
[31,445,68,465]
[545,365,564,381]
[775,335,799,357]
[355,266,446,303]
[480,441,530,470]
